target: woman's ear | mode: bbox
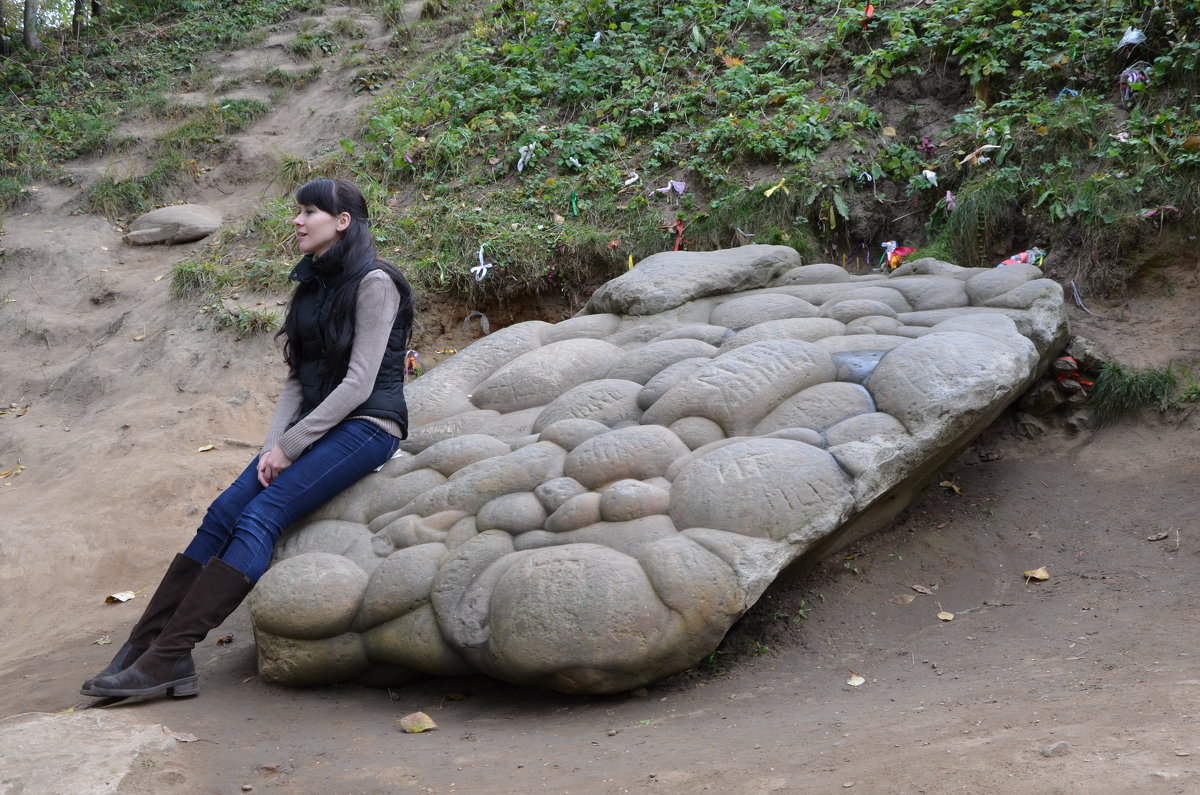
[335,212,351,232]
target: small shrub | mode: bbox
[201,300,281,337]
[0,178,29,211]
[380,0,407,30]
[170,259,225,299]
[289,29,339,58]
[288,34,316,58]
[1090,361,1180,426]
[265,65,323,87]
[83,161,177,219]
[331,17,366,39]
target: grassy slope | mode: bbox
[3,0,1197,305]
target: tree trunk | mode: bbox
[73,0,86,37]
[0,1,10,56]
[92,0,104,20]
[23,0,42,51]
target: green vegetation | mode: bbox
[199,300,282,337]
[0,1,315,208]
[291,0,1196,299]
[170,200,297,298]
[288,27,340,57]
[265,65,324,87]
[4,0,1198,304]
[1089,361,1197,426]
[84,98,271,218]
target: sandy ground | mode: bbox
[2,6,1200,793]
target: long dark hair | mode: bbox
[280,178,414,380]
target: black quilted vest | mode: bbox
[287,254,409,438]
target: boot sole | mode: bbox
[83,676,199,699]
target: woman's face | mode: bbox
[293,204,348,256]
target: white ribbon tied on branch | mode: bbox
[472,244,493,281]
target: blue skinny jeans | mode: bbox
[183,419,399,582]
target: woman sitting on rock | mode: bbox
[82,177,414,700]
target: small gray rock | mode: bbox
[124,204,221,245]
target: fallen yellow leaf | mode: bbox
[846,670,865,687]
[940,480,965,495]
[1024,566,1049,583]
[197,444,215,452]
[936,602,954,621]
[882,126,896,137]
[890,593,917,605]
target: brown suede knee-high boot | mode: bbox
[85,557,252,699]
[82,553,203,695]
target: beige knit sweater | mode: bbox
[261,269,403,461]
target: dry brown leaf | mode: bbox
[890,593,917,605]
[939,480,965,495]
[936,602,954,621]
[1146,532,1169,542]
[881,126,896,137]
[1024,566,1049,583]
[911,584,934,595]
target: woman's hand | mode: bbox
[257,445,294,487]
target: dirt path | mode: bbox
[6,409,1199,794]
[2,5,1199,793]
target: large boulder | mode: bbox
[251,245,1068,694]
[123,204,221,245]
